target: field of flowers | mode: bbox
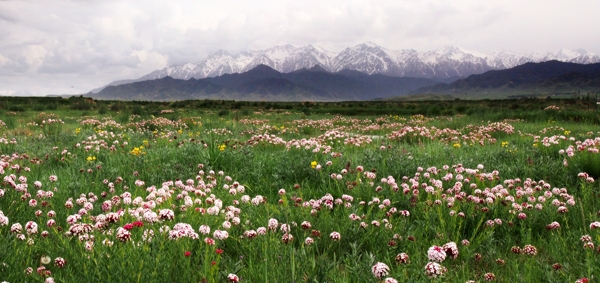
[0,102,599,282]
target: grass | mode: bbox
[0,97,598,282]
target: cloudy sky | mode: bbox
[1,0,599,96]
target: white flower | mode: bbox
[40,255,51,265]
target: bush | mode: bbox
[217,109,230,117]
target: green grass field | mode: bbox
[0,97,599,282]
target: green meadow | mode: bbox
[0,96,599,283]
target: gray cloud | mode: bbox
[0,0,599,96]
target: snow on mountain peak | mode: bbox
[97,43,600,92]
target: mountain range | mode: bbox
[91,65,439,101]
[413,60,600,97]
[91,43,600,93]
[91,60,600,101]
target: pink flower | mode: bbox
[546,221,560,230]
[443,242,459,259]
[395,253,409,264]
[227,273,239,282]
[483,272,496,281]
[329,231,341,241]
[427,245,446,262]
[424,262,447,278]
[281,233,294,244]
[54,257,66,268]
[371,262,390,279]
[184,251,191,257]
[304,237,314,246]
[522,245,537,256]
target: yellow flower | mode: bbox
[86,156,96,162]
[310,161,317,168]
[143,140,149,147]
[177,129,183,135]
[130,147,143,156]
[533,143,538,147]
[564,130,571,136]
[453,143,461,148]
[75,128,81,135]
[501,141,509,147]
[218,144,226,151]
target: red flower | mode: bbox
[216,249,224,255]
[184,251,191,257]
[132,221,144,227]
[211,261,216,266]
[123,223,134,230]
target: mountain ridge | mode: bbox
[412,60,600,96]
[91,64,439,101]
[90,43,600,93]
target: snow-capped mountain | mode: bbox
[90,43,600,93]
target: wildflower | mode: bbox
[501,141,509,147]
[384,278,398,283]
[522,245,537,256]
[218,144,226,151]
[184,251,191,257]
[310,161,317,168]
[427,245,446,262]
[243,230,257,239]
[304,237,314,246]
[25,221,38,235]
[116,227,131,242]
[443,242,459,259]
[546,221,560,230]
[54,257,66,268]
[227,273,239,282]
[329,231,341,241]
[216,249,224,255]
[424,262,447,278]
[301,221,312,230]
[453,143,461,148]
[395,253,409,264]
[281,233,294,244]
[371,262,390,279]
[511,246,521,254]
[199,225,211,235]
[40,255,51,265]
[204,237,215,245]
[483,272,496,281]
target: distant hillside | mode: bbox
[90,65,438,101]
[412,61,600,97]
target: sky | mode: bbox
[1,0,599,96]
